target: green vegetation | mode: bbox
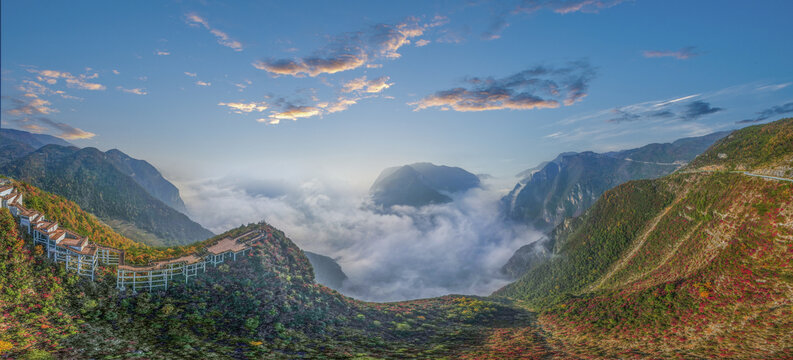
[0,145,213,246]
[495,179,674,307]
[0,204,531,359]
[687,117,793,171]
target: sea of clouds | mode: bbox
[180,176,541,302]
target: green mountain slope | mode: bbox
[491,118,793,358]
[0,205,534,359]
[1,129,190,215]
[0,145,213,246]
[504,131,728,232]
[501,131,728,278]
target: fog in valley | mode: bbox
[181,175,542,302]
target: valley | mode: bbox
[1,118,791,359]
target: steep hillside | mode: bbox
[504,131,728,232]
[491,119,793,358]
[0,145,212,246]
[0,206,535,359]
[103,149,188,214]
[304,251,347,290]
[1,129,189,214]
[370,162,480,208]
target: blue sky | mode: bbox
[2,0,792,187]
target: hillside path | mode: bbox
[586,195,684,291]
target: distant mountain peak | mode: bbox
[370,162,480,208]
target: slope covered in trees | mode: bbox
[0,145,212,246]
[491,118,793,358]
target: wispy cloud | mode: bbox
[643,46,699,60]
[218,101,268,114]
[117,86,147,95]
[185,12,243,51]
[411,61,595,112]
[481,0,626,40]
[112,69,120,75]
[156,50,170,56]
[184,72,197,77]
[415,39,431,47]
[515,0,628,14]
[607,99,723,123]
[341,76,393,93]
[234,79,252,92]
[27,69,106,91]
[253,17,443,77]
[4,95,57,115]
[11,117,95,140]
[196,80,211,87]
[737,101,793,124]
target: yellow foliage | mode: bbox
[0,340,12,353]
[249,341,263,346]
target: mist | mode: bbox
[180,175,541,302]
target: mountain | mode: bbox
[503,131,728,233]
[0,128,73,166]
[102,149,188,214]
[0,184,528,359]
[304,251,348,290]
[0,128,73,149]
[370,162,480,208]
[492,118,793,358]
[0,145,213,246]
[1,129,189,214]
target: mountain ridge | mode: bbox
[0,144,213,246]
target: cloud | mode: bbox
[482,16,509,40]
[411,61,595,112]
[414,39,431,47]
[181,176,540,302]
[253,17,442,77]
[320,97,359,114]
[341,76,393,93]
[607,108,641,123]
[606,98,723,123]
[185,12,243,51]
[515,0,627,14]
[184,72,197,77]
[682,100,722,120]
[117,86,147,95]
[218,101,268,113]
[234,79,252,91]
[196,80,211,86]
[480,0,625,40]
[268,106,322,121]
[643,46,699,60]
[737,101,793,124]
[4,95,57,115]
[27,69,106,91]
[11,117,95,140]
[112,69,120,75]
[156,50,170,56]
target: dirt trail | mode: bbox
[586,195,685,292]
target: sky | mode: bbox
[2,0,793,300]
[2,0,792,185]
